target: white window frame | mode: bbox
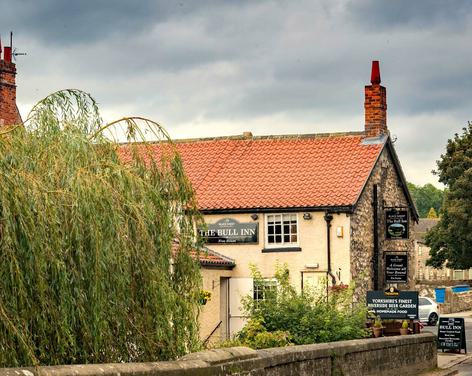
[253,278,278,303]
[265,213,299,248]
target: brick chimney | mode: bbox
[0,35,22,126]
[364,61,387,138]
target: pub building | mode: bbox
[122,61,419,343]
[1,53,418,343]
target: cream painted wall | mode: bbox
[202,212,351,289]
[199,268,233,344]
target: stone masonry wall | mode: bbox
[350,144,416,297]
[0,333,436,376]
[440,288,472,314]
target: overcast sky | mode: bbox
[2,0,471,187]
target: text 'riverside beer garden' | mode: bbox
[367,290,419,319]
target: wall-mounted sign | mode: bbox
[385,209,409,239]
[385,254,408,283]
[367,289,418,319]
[437,317,467,353]
[199,218,258,244]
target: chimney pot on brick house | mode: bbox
[364,60,388,138]
[0,34,21,126]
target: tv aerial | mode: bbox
[1,32,27,61]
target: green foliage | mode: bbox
[0,90,203,367]
[233,317,291,349]
[426,122,472,269]
[401,320,409,329]
[374,317,383,328]
[238,264,369,347]
[407,182,444,218]
[427,207,438,218]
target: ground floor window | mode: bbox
[253,279,277,302]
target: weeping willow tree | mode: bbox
[0,90,203,367]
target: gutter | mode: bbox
[201,205,354,215]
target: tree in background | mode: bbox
[426,122,472,269]
[0,90,203,367]
[427,207,438,218]
[407,182,444,218]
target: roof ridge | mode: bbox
[171,131,365,143]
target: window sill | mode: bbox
[262,247,301,253]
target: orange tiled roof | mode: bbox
[119,133,386,211]
[173,241,235,268]
[190,247,236,268]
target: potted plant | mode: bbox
[400,320,409,335]
[199,289,212,305]
[372,317,383,338]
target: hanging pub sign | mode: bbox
[385,254,408,283]
[385,209,409,239]
[199,218,258,244]
[437,317,467,353]
[367,289,418,319]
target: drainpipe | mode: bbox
[324,212,337,288]
[372,184,379,290]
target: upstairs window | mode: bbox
[266,214,298,247]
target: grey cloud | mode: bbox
[4,0,472,186]
[347,0,472,31]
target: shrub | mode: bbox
[235,317,291,349]
[240,264,369,346]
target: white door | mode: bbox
[228,277,253,336]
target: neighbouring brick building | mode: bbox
[0,39,22,126]
[120,61,419,343]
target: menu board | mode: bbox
[437,317,467,353]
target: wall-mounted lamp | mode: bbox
[303,213,312,220]
[250,214,259,220]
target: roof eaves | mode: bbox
[198,246,236,269]
[200,205,355,214]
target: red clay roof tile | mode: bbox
[119,133,385,211]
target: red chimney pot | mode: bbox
[370,60,381,85]
[3,46,12,63]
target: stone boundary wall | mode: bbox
[415,280,472,300]
[0,333,436,376]
[440,288,472,314]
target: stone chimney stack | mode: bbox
[364,61,388,138]
[0,33,21,126]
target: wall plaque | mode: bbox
[385,209,409,239]
[367,289,418,319]
[385,254,408,283]
[199,218,258,244]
